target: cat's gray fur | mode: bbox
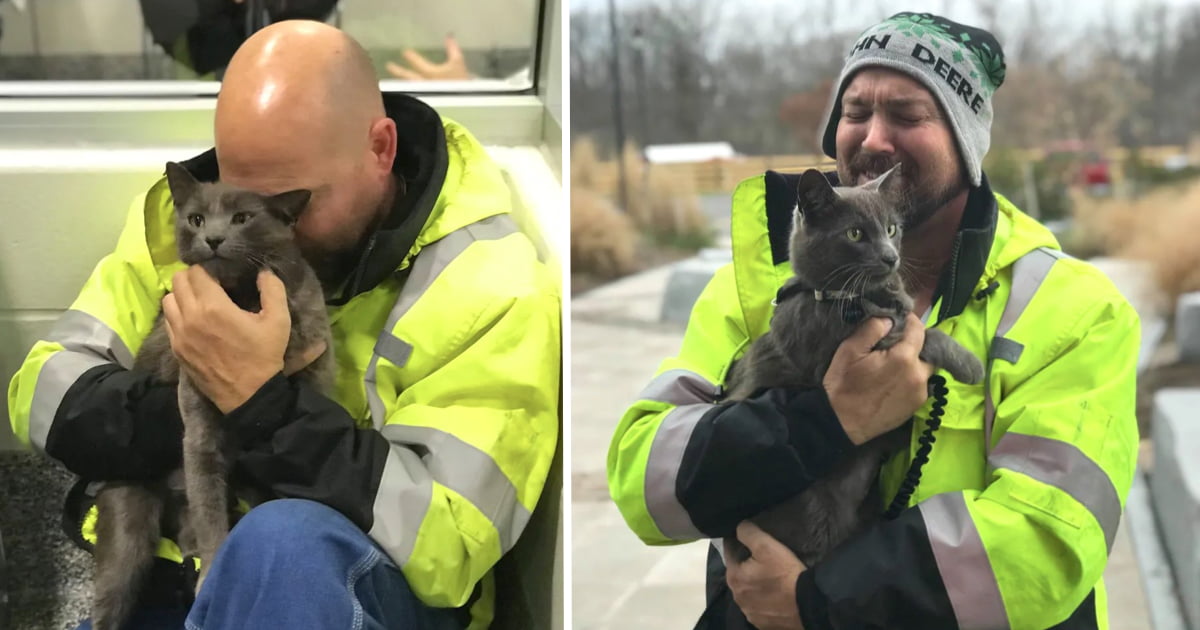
[91,162,335,630]
[722,166,983,567]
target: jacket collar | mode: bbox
[933,174,998,323]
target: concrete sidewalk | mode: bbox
[572,267,708,630]
[571,260,1156,629]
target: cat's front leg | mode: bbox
[920,329,985,384]
[178,373,231,593]
[860,298,907,351]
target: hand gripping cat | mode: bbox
[90,162,335,630]
[722,166,983,568]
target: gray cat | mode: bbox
[722,166,983,567]
[90,162,334,630]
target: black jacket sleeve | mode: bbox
[223,373,391,532]
[676,387,855,538]
[44,364,184,481]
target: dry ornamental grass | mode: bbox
[1069,180,1200,304]
[569,138,713,287]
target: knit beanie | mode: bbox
[820,12,1008,187]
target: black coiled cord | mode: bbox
[883,374,949,519]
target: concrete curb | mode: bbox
[1127,471,1190,630]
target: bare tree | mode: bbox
[570,0,1197,157]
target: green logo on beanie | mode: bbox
[865,12,1007,97]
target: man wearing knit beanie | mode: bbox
[824,11,1007,229]
[609,9,1139,630]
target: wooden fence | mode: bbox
[580,145,1194,196]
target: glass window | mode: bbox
[0,0,540,92]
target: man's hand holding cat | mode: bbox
[162,267,290,414]
[726,521,806,630]
[824,313,933,445]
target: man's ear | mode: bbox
[267,189,313,225]
[796,168,836,223]
[165,162,198,208]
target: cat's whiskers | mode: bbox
[235,249,282,272]
[852,267,874,319]
[832,264,871,322]
[821,262,864,293]
[895,259,916,290]
[899,255,939,278]
[835,271,856,321]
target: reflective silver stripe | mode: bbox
[29,352,111,450]
[996,248,1061,338]
[920,492,1009,629]
[989,337,1023,365]
[49,309,135,369]
[28,310,135,449]
[990,432,1121,551]
[644,404,708,540]
[363,214,518,426]
[637,369,718,406]
[367,446,435,565]
[710,539,726,565]
[361,215,522,563]
[374,333,413,368]
[381,424,532,553]
[984,247,1061,450]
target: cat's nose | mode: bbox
[881,251,898,268]
[206,237,224,251]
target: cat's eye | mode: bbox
[846,228,863,242]
[887,224,897,237]
[187,214,204,228]
[231,212,250,225]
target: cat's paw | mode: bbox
[949,354,985,385]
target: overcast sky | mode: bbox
[570,0,1200,51]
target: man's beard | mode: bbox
[298,229,370,297]
[840,152,968,229]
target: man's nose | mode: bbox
[861,116,895,155]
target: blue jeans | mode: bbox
[76,499,462,630]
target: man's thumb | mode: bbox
[735,521,767,554]
[257,270,289,321]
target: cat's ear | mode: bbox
[864,163,903,195]
[164,162,198,208]
[267,189,313,225]
[796,169,836,221]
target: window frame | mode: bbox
[0,0,548,98]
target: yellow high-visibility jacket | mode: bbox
[608,170,1139,629]
[8,94,561,629]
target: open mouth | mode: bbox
[857,172,880,185]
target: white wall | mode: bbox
[0,0,145,56]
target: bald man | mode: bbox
[8,21,560,630]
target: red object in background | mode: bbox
[1081,160,1111,186]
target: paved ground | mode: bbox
[571,268,710,630]
[571,253,1159,629]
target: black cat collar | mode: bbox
[772,282,861,305]
[773,282,866,324]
